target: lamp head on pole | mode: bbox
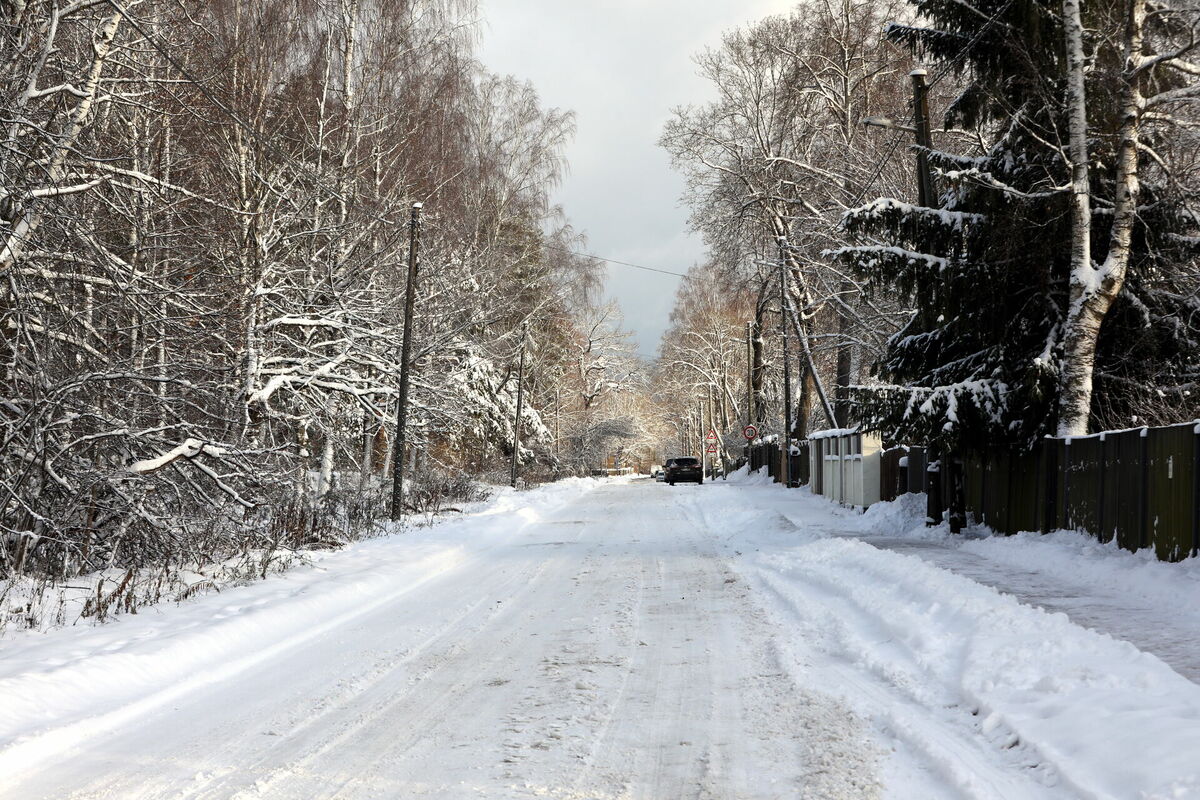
[862,116,916,133]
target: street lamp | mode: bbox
[861,116,916,133]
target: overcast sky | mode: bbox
[477,0,796,359]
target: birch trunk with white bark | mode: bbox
[1057,0,1145,436]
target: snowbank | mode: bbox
[956,528,1200,628]
[746,535,1200,799]
[853,491,930,536]
[847,492,1200,630]
[724,464,776,486]
[691,483,1200,798]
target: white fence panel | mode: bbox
[807,428,882,509]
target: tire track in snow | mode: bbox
[749,567,1061,800]
[6,479,901,798]
[570,486,882,800]
[180,552,560,800]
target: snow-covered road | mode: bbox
[2,476,1198,799]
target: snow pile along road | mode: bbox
[717,475,1200,799]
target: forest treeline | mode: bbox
[0,0,656,596]
[655,0,1200,462]
[6,0,1200,615]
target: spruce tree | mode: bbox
[837,0,1200,450]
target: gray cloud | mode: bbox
[478,0,795,357]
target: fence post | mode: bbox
[1140,427,1150,551]
[1098,433,1107,541]
[1062,438,1072,530]
[1193,423,1200,558]
[948,456,966,534]
[1005,449,1015,535]
[1040,438,1055,533]
[926,449,941,526]
[978,450,987,528]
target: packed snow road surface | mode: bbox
[2,476,1199,799]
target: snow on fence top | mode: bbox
[1046,418,1200,444]
[807,426,861,441]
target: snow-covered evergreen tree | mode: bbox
[837,0,1200,449]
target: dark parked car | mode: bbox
[665,456,702,485]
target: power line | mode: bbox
[539,243,691,278]
[847,0,1019,213]
[846,127,910,211]
[927,0,1019,90]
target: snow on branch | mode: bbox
[826,244,948,271]
[129,438,226,474]
[843,197,984,229]
[25,176,108,198]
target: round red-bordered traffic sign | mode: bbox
[742,424,758,440]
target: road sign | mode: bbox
[705,429,717,442]
[742,424,758,441]
[706,443,718,454]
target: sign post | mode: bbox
[704,429,717,479]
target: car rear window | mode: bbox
[674,457,699,466]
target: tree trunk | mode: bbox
[751,306,767,426]
[785,290,836,428]
[1057,0,1145,436]
[316,436,335,502]
[834,279,853,426]
[359,410,375,491]
[796,368,813,439]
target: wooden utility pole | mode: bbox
[911,69,935,208]
[904,70,948,527]
[390,202,422,520]
[509,322,528,488]
[554,386,561,456]
[706,386,714,478]
[779,243,793,488]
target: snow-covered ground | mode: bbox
[1,474,1197,798]
[774,482,1200,684]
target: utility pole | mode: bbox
[745,321,753,428]
[862,71,935,205]
[910,68,958,531]
[509,322,528,488]
[705,388,712,479]
[911,69,935,208]
[778,242,793,489]
[390,202,422,520]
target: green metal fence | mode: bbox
[962,422,1200,562]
